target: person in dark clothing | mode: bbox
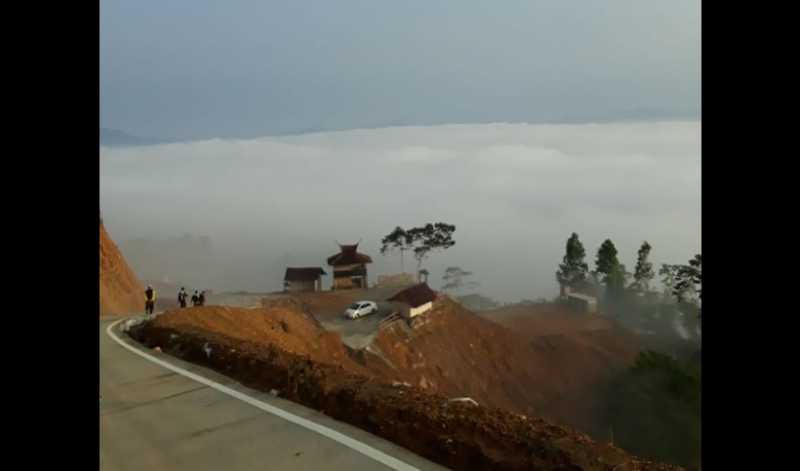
[178,287,187,308]
[198,291,206,306]
[144,285,156,315]
[191,290,199,307]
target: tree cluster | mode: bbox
[441,266,478,292]
[379,223,456,271]
[556,233,701,309]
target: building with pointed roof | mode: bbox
[327,243,373,290]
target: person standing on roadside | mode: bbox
[198,290,206,306]
[178,287,187,308]
[144,285,156,315]
[191,290,199,307]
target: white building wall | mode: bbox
[409,301,433,318]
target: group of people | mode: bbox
[143,285,207,316]
[178,287,206,308]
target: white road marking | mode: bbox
[105,319,422,471]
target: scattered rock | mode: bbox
[270,389,279,397]
[446,397,479,407]
[419,376,431,389]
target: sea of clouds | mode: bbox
[100,121,700,302]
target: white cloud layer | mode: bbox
[100,121,700,302]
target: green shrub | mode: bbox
[605,350,701,470]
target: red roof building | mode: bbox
[387,283,438,318]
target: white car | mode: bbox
[344,301,378,319]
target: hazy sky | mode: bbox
[100,121,701,302]
[101,1,700,140]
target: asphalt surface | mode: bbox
[100,317,448,471]
[306,285,411,350]
[317,302,398,349]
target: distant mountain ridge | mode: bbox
[100,128,172,147]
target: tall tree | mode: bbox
[606,263,628,300]
[659,264,683,301]
[556,233,589,292]
[660,261,697,304]
[595,239,620,281]
[631,241,655,292]
[596,239,625,300]
[442,266,478,293]
[379,226,413,273]
[405,222,456,269]
[674,254,701,303]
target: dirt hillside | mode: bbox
[146,295,641,440]
[100,223,144,316]
[477,303,642,436]
[365,298,640,428]
[149,304,369,374]
[133,308,682,471]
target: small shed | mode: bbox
[565,292,598,314]
[284,267,326,292]
[388,283,437,319]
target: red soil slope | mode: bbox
[135,306,680,471]
[366,298,640,424]
[478,303,642,436]
[150,304,370,374]
[151,294,640,439]
[100,223,144,316]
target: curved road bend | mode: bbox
[100,317,449,471]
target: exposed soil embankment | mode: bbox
[148,304,366,374]
[477,304,642,436]
[130,315,681,471]
[365,299,640,430]
[100,223,144,316]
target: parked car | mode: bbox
[344,301,378,319]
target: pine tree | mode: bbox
[632,241,655,292]
[596,239,624,301]
[595,239,620,281]
[556,233,589,292]
[674,254,702,303]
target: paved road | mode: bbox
[100,317,448,471]
[317,302,398,349]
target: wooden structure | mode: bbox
[376,273,416,288]
[326,243,373,290]
[564,288,598,314]
[283,267,326,292]
[388,283,437,319]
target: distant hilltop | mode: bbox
[100,128,173,147]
